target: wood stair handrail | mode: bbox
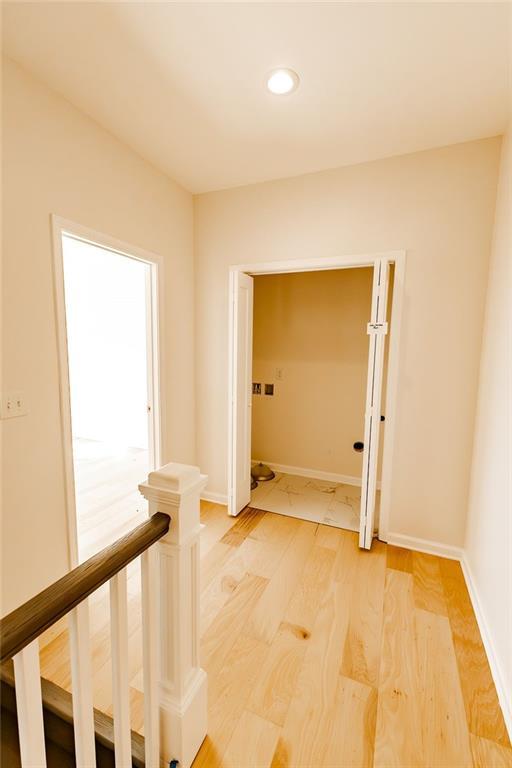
[0,512,170,662]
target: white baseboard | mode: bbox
[461,556,512,740]
[384,532,463,560]
[251,460,379,488]
[201,490,228,505]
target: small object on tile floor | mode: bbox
[251,477,258,490]
[251,462,275,481]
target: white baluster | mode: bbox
[69,602,96,767]
[110,568,132,767]
[139,463,208,768]
[141,547,159,766]
[13,640,47,768]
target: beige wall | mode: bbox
[251,268,374,478]
[1,51,506,634]
[1,58,195,614]
[195,137,501,547]
[465,124,511,728]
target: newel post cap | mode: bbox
[147,463,201,492]
[139,462,208,506]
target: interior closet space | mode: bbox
[249,265,394,534]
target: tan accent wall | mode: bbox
[251,267,376,478]
[1,58,195,614]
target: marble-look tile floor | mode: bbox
[250,470,379,532]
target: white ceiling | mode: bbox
[2,2,510,193]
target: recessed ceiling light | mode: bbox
[266,68,299,95]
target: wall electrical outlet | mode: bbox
[252,382,261,395]
[264,383,274,396]
[1,391,28,419]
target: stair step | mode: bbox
[1,661,145,767]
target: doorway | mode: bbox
[228,253,405,549]
[52,218,161,565]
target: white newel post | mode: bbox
[139,463,208,768]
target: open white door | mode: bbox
[359,259,390,549]
[228,271,254,516]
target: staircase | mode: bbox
[0,462,208,768]
[1,661,145,767]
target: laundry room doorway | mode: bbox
[228,253,405,549]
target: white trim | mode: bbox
[140,548,160,767]
[378,252,406,542]
[251,460,384,489]
[201,490,228,505]
[51,215,164,567]
[228,250,406,544]
[227,268,236,516]
[384,532,463,560]
[110,569,132,765]
[231,251,405,276]
[51,220,79,568]
[145,256,162,472]
[13,642,47,768]
[461,556,512,740]
[68,603,96,767]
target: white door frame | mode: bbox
[51,215,163,567]
[227,250,406,544]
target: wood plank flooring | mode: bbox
[39,503,511,767]
[72,438,149,561]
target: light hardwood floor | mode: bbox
[72,438,149,560]
[39,503,511,767]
